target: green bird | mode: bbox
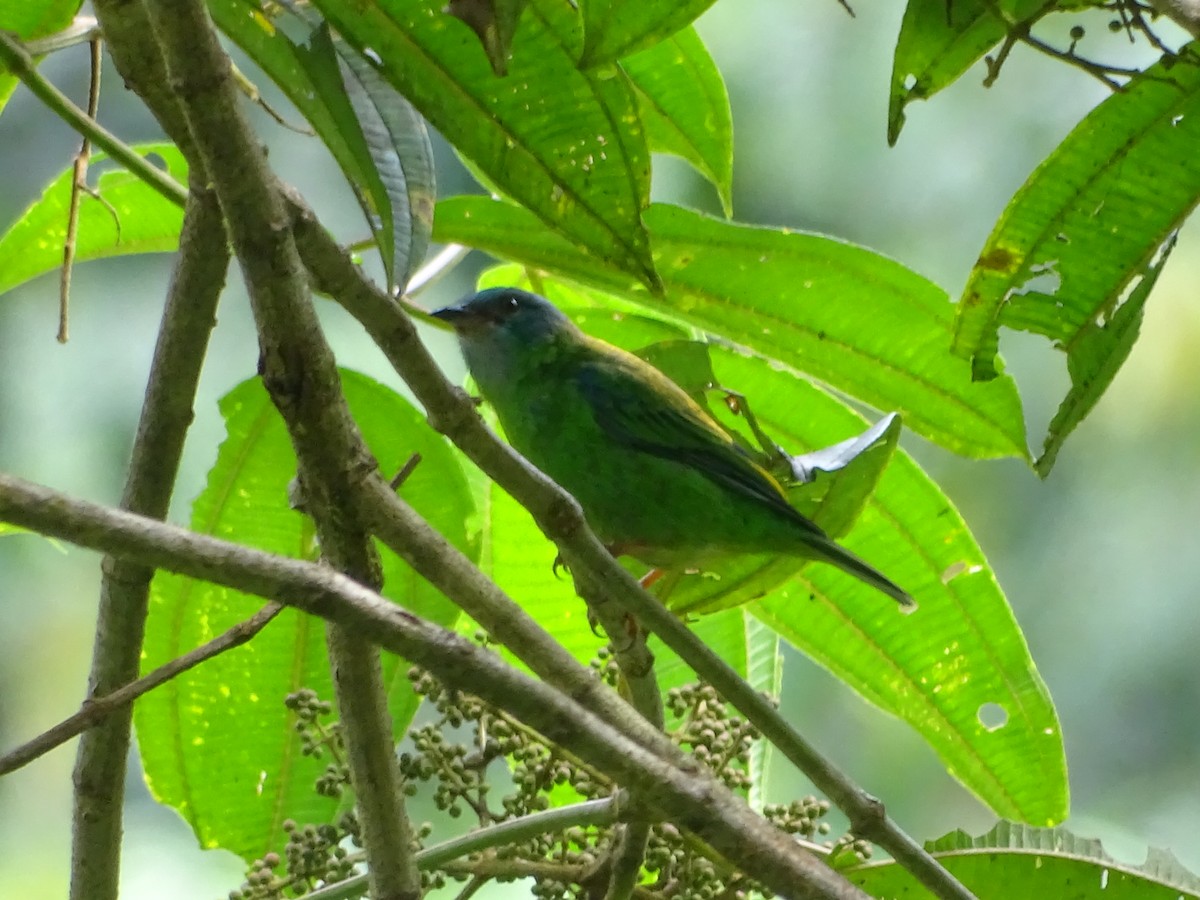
[433,287,913,608]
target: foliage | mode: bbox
[1,0,1199,898]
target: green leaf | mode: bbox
[0,143,186,298]
[888,0,1044,144]
[475,265,1063,823]
[622,28,733,214]
[332,30,436,290]
[211,2,435,291]
[435,196,1029,459]
[578,0,718,66]
[672,350,1062,826]
[724,331,1064,822]
[435,195,638,293]
[1036,233,1174,474]
[136,371,474,861]
[953,46,1200,466]
[310,0,658,288]
[0,0,82,36]
[850,821,1200,898]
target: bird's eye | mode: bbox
[507,297,519,310]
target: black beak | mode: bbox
[430,304,466,324]
[431,302,491,332]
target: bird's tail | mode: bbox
[805,535,914,608]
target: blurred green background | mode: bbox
[2,2,1199,897]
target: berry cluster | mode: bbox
[226,637,865,900]
[227,692,362,899]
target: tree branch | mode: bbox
[133,1,421,896]
[0,603,281,777]
[0,473,868,900]
[68,179,227,900]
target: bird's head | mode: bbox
[432,287,577,348]
[432,288,581,391]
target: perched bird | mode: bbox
[433,287,912,607]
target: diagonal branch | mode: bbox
[0,472,868,900]
[0,603,282,778]
[0,30,188,206]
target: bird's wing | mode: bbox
[576,353,824,537]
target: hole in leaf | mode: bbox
[978,702,1008,731]
[940,561,982,584]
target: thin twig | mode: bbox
[390,453,422,489]
[979,0,1139,90]
[59,35,104,343]
[302,797,624,900]
[0,30,188,206]
[0,604,282,777]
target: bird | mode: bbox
[432,287,913,608]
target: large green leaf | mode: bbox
[849,821,1200,898]
[434,196,1029,459]
[577,0,718,66]
[0,144,186,298]
[888,0,1048,144]
[333,28,436,290]
[310,0,658,288]
[136,371,474,861]
[664,342,1060,823]
[622,27,733,214]
[953,46,1200,468]
[211,2,436,292]
[469,265,1063,823]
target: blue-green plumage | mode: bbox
[433,287,912,607]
